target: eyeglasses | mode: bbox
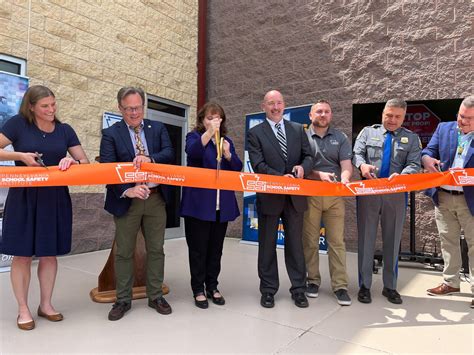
[121,105,144,114]
[458,113,474,121]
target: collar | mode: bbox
[309,125,333,138]
[266,117,284,127]
[382,126,402,136]
[126,121,144,131]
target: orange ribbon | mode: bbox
[0,163,473,196]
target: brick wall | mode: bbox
[206,0,473,253]
[0,0,198,253]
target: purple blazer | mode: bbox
[180,131,243,222]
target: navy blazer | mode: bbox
[100,118,174,217]
[422,121,474,215]
[180,131,242,222]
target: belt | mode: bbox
[148,186,159,194]
[440,188,464,195]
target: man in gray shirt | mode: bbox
[353,98,421,305]
[302,100,353,306]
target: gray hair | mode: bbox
[117,87,145,106]
[384,98,407,111]
[461,95,474,109]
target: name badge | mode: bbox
[400,137,409,144]
[371,137,380,141]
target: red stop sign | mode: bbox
[403,104,441,147]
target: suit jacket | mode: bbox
[180,131,243,222]
[247,119,313,215]
[100,118,174,217]
[422,121,474,215]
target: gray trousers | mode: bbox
[357,193,406,290]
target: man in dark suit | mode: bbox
[100,87,174,320]
[247,90,313,308]
[422,95,474,309]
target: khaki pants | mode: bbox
[302,196,348,291]
[114,193,167,303]
[435,191,474,294]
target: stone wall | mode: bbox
[206,0,472,253]
[0,0,198,254]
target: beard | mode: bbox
[313,120,329,129]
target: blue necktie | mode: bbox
[379,131,392,178]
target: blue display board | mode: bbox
[0,71,29,272]
[241,105,327,253]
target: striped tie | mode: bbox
[275,122,287,159]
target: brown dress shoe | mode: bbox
[17,316,35,331]
[108,301,131,321]
[427,283,460,296]
[38,306,64,322]
[148,296,172,315]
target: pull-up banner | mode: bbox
[0,162,472,196]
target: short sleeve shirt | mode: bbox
[0,114,80,166]
[307,126,352,179]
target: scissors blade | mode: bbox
[34,152,48,169]
[216,158,221,180]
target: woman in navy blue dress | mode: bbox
[0,85,89,330]
[180,102,242,309]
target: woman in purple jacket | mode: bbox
[180,102,243,309]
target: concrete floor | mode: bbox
[0,238,472,354]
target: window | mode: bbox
[0,54,26,76]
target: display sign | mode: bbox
[0,71,29,272]
[242,104,328,253]
[102,111,122,129]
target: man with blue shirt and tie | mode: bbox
[353,99,421,305]
[422,95,474,309]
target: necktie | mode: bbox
[275,122,287,159]
[134,126,146,156]
[379,131,392,178]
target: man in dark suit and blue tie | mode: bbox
[100,87,174,320]
[422,95,474,308]
[247,90,313,308]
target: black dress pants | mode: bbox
[258,196,307,295]
[184,212,228,296]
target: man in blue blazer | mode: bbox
[422,95,474,308]
[247,90,313,309]
[100,87,174,320]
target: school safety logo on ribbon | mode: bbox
[115,163,186,184]
[239,173,301,194]
[345,181,407,195]
[450,169,474,186]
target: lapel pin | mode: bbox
[148,125,151,128]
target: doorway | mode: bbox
[147,95,188,239]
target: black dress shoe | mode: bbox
[194,293,209,309]
[292,292,309,308]
[108,301,131,321]
[382,287,403,304]
[206,289,226,305]
[148,296,172,315]
[260,293,275,308]
[358,286,372,304]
